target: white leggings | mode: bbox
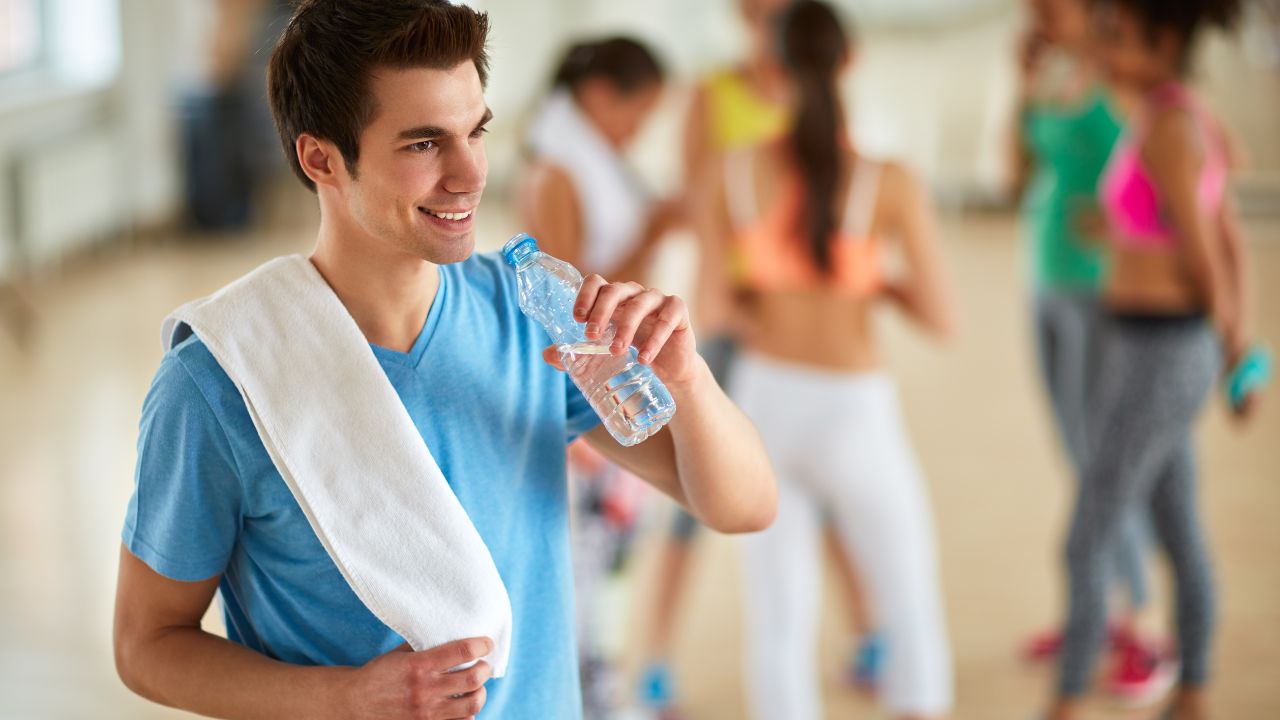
[734,352,953,718]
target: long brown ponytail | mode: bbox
[777,0,850,275]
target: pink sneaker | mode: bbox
[1106,638,1179,708]
[1021,628,1063,662]
[1021,623,1147,662]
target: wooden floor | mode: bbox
[0,200,1276,719]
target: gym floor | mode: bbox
[0,198,1275,719]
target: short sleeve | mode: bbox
[122,351,243,581]
[564,373,600,442]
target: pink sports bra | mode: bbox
[1099,83,1227,249]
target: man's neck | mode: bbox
[309,219,441,354]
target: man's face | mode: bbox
[342,62,490,265]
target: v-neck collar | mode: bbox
[369,266,448,369]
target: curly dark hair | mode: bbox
[1092,0,1242,72]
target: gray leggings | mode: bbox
[1034,291,1151,609]
[1058,314,1219,696]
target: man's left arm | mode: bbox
[543,275,777,534]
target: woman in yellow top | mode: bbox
[684,0,791,338]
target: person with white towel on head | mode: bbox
[520,35,683,716]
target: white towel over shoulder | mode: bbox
[162,254,512,674]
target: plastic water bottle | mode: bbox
[502,233,676,446]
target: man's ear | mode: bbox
[296,133,347,188]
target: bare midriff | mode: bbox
[1104,243,1205,314]
[737,289,882,372]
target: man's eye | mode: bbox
[409,140,436,152]
[470,127,490,139]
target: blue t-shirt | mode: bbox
[122,252,599,718]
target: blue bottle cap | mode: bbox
[502,233,540,267]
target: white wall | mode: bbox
[479,0,1279,201]
[0,0,183,278]
[1,0,1275,280]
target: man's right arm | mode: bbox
[113,545,349,718]
[114,545,493,720]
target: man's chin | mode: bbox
[422,234,476,265]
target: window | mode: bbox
[0,0,44,76]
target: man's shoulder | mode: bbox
[149,333,248,431]
[164,334,233,388]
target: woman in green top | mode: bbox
[1008,0,1171,704]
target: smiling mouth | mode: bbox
[419,208,474,221]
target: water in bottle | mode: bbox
[501,233,676,446]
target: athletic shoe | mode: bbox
[846,633,884,692]
[1106,639,1179,708]
[636,661,677,710]
[1020,623,1145,662]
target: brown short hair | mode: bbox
[267,0,491,191]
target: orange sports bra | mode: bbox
[726,150,884,296]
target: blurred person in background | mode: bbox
[180,0,291,230]
[636,0,884,712]
[699,2,955,718]
[518,35,681,717]
[521,38,678,284]
[112,2,777,719]
[1046,0,1266,718]
[1007,0,1171,703]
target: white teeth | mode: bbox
[426,209,473,221]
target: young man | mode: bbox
[112,2,777,718]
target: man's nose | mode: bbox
[443,142,486,196]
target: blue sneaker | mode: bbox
[636,661,677,710]
[848,633,884,692]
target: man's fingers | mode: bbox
[582,282,644,342]
[542,346,566,371]
[441,660,492,696]
[424,637,492,673]
[635,297,689,364]
[573,274,609,325]
[571,279,684,358]
[609,289,668,355]
[442,685,487,719]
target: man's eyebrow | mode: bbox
[396,125,448,141]
[396,108,494,142]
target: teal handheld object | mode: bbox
[1225,345,1271,410]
